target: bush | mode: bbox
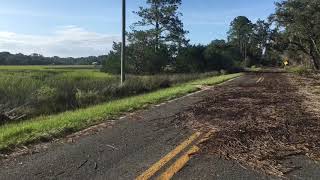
[203,40,243,72]
[204,46,234,71]
[286,66,311,75]
[175,45,206,73]
[101,42,121,74]
[101,43,170,75]
[101,52,121,74]
[31,86,57,114]
[76,89,101,107]
[127,43,170,74]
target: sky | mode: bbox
[0,0,277,57]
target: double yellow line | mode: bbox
[256,76,265,83]
[136,130,214,180]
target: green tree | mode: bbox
[273,0,320,69]
[133,0,189,51]
[252,19,272,58]
[204,40,237,71]
[228,16,254,61]
[101,42,121,74]
[127,31,170,74]
[175,45,206,73]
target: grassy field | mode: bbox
[0,66,117,119]
[0,72,242,152]
[0,65,98,70]
[0,65,225,121]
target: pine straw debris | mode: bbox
[176,73,320,177]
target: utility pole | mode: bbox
[121,0,126,85]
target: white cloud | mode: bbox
[0,8,119,24]
[0,26,120,57]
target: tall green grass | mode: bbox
[0,73,242,152]
[0,65,97,70]
[0,67,219,119]
[0,70,118,117]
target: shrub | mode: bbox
[101,52,121,74]
[286,66,311,75]
[175,45,206,73]
[31,86,57,115]
[203,40,240,72]
[76,89,101,107]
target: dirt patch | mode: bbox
[175,73,320,177]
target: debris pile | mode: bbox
[0,105,27,125]
[176,73,320,176]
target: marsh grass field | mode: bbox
[0,65,99,70]
[0,65,222,124]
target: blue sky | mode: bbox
[0,0,277,57]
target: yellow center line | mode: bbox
[157,129,216,180]
[198,129,215,144]
[256,77,262,83]
[157,146,200,180]
[135,132,201,180]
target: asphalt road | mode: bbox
[0,72,319,180]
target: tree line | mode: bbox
[272,0,320,70]
[102,0,283,74]
[0,52,105,65]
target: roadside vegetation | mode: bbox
[266,0,320,73]
[285,66,312,75]
[0,73,242,152]
[0,65,98,70]
[0,66,220,123]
